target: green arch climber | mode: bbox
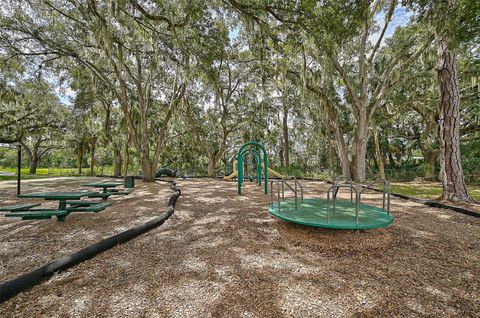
[237,142,268,195]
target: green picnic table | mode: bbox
[17,191,98,210]
[82,182,134,199]
[82,182,124,193]
[5,191,101,221]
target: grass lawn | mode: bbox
[389,182,480,201]
[0,167,113,181]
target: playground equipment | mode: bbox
[225,142,285,187]
[156,168,177,178]
[236,142,268,194]
[224,160,285,181]
[269,176,394,230]
[267,167,285,179]
[224,160,238,181]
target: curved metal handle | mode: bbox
[291,177,304,203]
[270,180,282,213]
[327,184,360,225]
[358,180,391,214]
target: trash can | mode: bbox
[124,176,135,188]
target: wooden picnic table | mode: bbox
[82,182,124,193]
[17,191,97,210]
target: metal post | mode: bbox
[356,192,360,226]
[387,183,391,215]
[350,181,353,202]
[281,181,284,200]
[17,144,21,195]
[327,189,331,224]
[270,181,273,205]
[294,181,298,211]
[277,184,281,213]
[382,182,386,211]
[333,187,337,215]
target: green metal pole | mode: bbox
[237,153,243,194]
[237,141,269,195]
[17,145,21,195]
[263,151,268,194]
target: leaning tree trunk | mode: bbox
[332,126,351,179]
[374,127,386,180]
[437,35,473,202]
[354,110,369,182]
[325,101,351,179]
[283,105,290,168]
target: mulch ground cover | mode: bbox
[1,178,479,317]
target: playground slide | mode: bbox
[268,167,285,179]
[224,160,238,180]
[223,171,238,181]
[223,157,285,180]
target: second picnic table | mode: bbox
[11,191,101,221]
[82,182,124,193]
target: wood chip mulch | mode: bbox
[1,179,479,317]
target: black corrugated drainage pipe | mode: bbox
[0,182,181,303]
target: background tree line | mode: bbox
[0,0,478,202]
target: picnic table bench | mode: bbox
[82,182,134,200]
[0,203,41,211]
[66,202,111,213]
[5,210,68,221]
[1,191,111,221]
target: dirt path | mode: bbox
[1,179,479,317]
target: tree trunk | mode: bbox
[29,154,38,174]
[354,110,369,182]
[77,143,84,175]
[27,142,39,174]
[324,98,351,179]
[208,156,217,177]
[283,105,289,167]
[374,127,386,180]
[423,149,437,181]
[279,139,284,168]
[113,146,123,177]
[327,137,336,178]
[124,133,131,177]
[89,137,96,176]
[332,126,351,179]
[417,120,439,181]
[141,157,157,182]
[436,35,473,202]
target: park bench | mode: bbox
[87,188,134,199]
[110,188,134,196]
[4,210,68,221]
[4,201,111,220]
[65,200,103,207]
[88,192,114,199]
[66,202,111,213]
[0,203,41,212]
